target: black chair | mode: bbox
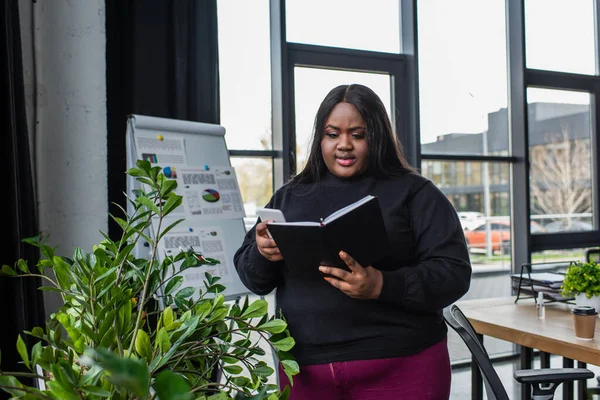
[586,248,600,263]
[444,305,594,400]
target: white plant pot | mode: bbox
[574,293,600,314]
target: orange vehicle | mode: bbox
[464,220,544,254]
[464,220,511,253]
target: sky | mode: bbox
[217,0,596,156]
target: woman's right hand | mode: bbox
[255,221,283,262]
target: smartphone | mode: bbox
[257,208,286,223]
[256,208,286,238]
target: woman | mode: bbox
[234,84,471,399]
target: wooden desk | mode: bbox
[456,297,600,399]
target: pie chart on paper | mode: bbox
[202,189,220,203]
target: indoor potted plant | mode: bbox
[0,160,298,399]
[561,259,600,311]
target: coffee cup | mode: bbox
[572,306,598,340]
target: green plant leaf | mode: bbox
[223,365,243,374]
[127,166,146,177]
[176,287,195,299]
[162,194,183,216]
[99,326,116,349]
[135,329,153,360]
[229,303,241,318]
[99,309,117,341]
[165,276,184,296]
[17,259,30,274]
[212,294,225,310]
[85,347,149,399]
[112,215,129,232]
[0,376,26,397]
[16,335,30,370]
[220,355,238,364]
[154,370,193,400]
[195,301,212,320]
[232,376,250,387]
[280,359,300,376]
[252,364,274,378]
[29,326,45,338]
[160,179,178,196]
[136,196,160,214]
[257,319,287,334]
[1,265,16,276]
[46,379,81,400]
[151,316,199,370]
[271,337,295,352]
[117,300,133,335]
[81,385,112,396]
[208,284,226,294]
[135,159,152,172]
[156,327,171,354]
[161,306,175,330]
[31,341,42,367]
[157,218,186,240]
[207,308,228,324]
[278,385,291,400]
[241,299,268,319]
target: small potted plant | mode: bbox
[561,260,600,311]
[0,160,298,399]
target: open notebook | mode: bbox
[266,195,392,271]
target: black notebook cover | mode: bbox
[266,196,392,271]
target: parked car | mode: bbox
[544,221,593,233]
[464,220,544,254]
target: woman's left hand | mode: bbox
[319,251,383,300]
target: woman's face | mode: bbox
[320,102,369,179]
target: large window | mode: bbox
[525,0,597,75]
[524,0,600,254]
[216,1,600,386]
[285,0,400,53]
[418,0,509,156]
[217,0,275,220]
[418,0,516,366]
[527,88,594,234]
[422,161,511,260]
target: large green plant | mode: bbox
[561,260,600,299]
[0,160,298,399]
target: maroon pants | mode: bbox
[279,338,451,400]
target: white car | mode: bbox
[457,212,485,231]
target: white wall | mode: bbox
[19,0,108,314]
[27,0,107,251]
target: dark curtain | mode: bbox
[106,0,220,239]
[1,0,45,396]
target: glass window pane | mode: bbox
[231,157,273,228]
[217,0,272,150]
[525,0,596,75]
[285,0,400,53]
[532,248,597,265]
[422,161,511,254]
[293,68,391,174]
[418,0,509,156]
[527,88,594,234]
[423,160,512,363]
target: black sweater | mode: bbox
[234,171,471,366]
